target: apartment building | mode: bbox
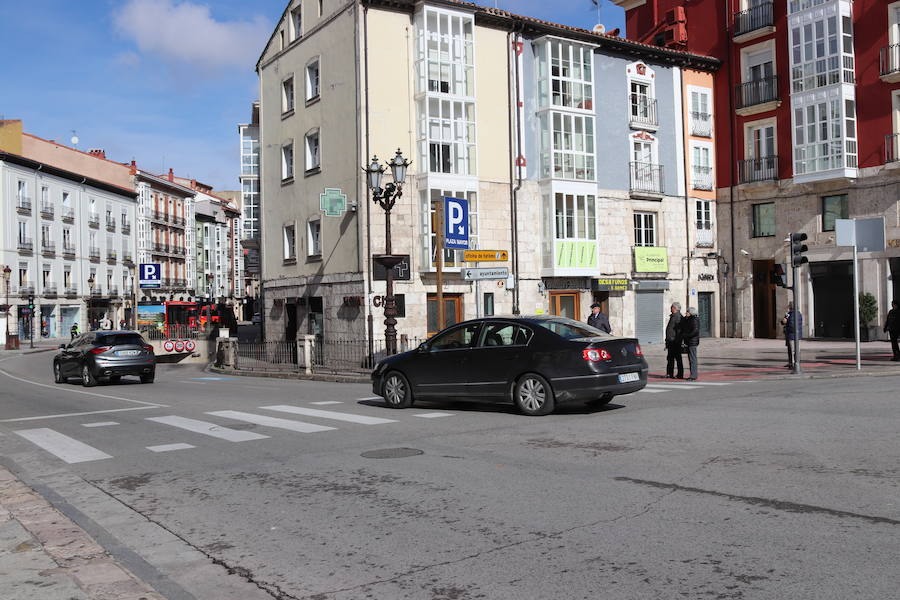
[616,0,900,340]
[258,0,718,345]
[238,102,261,320]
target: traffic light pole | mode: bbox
[852,241,861,370]
[791,266,801,374]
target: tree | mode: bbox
[858,292,877,327]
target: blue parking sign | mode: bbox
[139,263,161,289]
[444,196,469,249]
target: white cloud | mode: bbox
[113,0,271,72]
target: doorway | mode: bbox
[752,259,776,339]
[698,292,713,338]
[810,261,853,338]
[634,290,664,344]
[427,294,462,336]
[549,291,580,320]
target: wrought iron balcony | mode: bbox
[89,247,101,261]
[690,112,712,137]
[43,284,58,297]
[122,222,131,235]
[17,238,33,253]
[691,166,714,191]
[88,213,100,228]
[41,241,56,256]
[629,94,658,129]
[62,244,76,258]
[89,287,103,297]
[108,286,119,297]
[40,201,55,218]
[65,286,79,297]
[734,1,774,38]
[738,156,779,184]
[881,45,900,79]
[106,249,117,262]
[61,207,75,222]
[695,225,715,248]
[17,284,35,297]
[123,251,134,264]
[629,162,665,196]
[735,76,779,110]
[106,217,116,232]
[16,197,32,213]
[886,133,900,164]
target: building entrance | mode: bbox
[810,261,853,339]
[698,291,714,337]
[752,259,776,339]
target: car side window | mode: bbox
[430,323,480,351]
[479,323,516,347]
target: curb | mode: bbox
[206,364,370,384]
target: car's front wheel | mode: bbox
[140,372,155,384]
[53,362,66,384]
[81,364,97,387]
[382,372,413,408]
[514,374,555,416]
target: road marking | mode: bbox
[356,397,382,401]
[680,381,734,386]
[82,421,119,428]
[637,388,668,394]
[15,428,112,464]
[147,443,195,453]
[1,406,161,423]
[0,367,166,408]
[261,405,397,425]
[180,381,206,385]
[146,416,269,442]
[206,411,336,433]
[413,412,455,418]
[195,377,234,381]
[646,383,703,390]
[310,401,342,405]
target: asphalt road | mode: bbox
[1,352,899,600]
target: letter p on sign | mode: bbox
[443,196,469,250]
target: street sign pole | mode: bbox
[435,200,444,332]
[853,239,861,370]
[792,266,801,374]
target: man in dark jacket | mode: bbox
[665,302,683,379]
[782,302,803,369]
[587,303,611,334]
[681,307,700,380]
[884,300,899,361]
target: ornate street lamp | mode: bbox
[87,275,95,331]
[363,149,410,356]
[2,265,11,349]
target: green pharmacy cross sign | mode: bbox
[320,188,349,217]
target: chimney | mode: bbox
[168,168,174,182]
[129,159,137,175]
[88,148,106,159]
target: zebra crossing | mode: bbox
[639,380,741,394]
[10,402,457,465]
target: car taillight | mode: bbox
[89,346,111,355]
[634,343,643,357]
[143,345,154,353]
[582,348,611,362]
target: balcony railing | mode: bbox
[16,197,32,213]
[88,213,100,228]
[41,241,56,256]
[17,238,33,253]
[881,45,900,78]
[738,156,779,184]
[736,76,779,110]
[106,249,117,262]
[43,284,58,297]
[696,225,715,248]
[17,284,34,297]
[108,286,119,297]
[886,133,900,164]
[691,166,714,191]
[629,162,665,196]
[90,287,103,297]
[106,217,116,232]
[40,201,55,218]
[122,222,131,235]
[690,112,712,137]
[123,251,134,264]
[629,94,658,129]
[61,207,75,222]
[65,286,79,297]
[62,244,76,258]
[153,242,169,253]
[89,247,101,261]
[733,1,774,38]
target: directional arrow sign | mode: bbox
[463,267,509,281]
[463,250,509,262]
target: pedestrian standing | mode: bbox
[781,302,803,369]
[681,307,700,381]
[70,322,79,341]
[665,302,684,379]
[587,303,612,334]
[884,300,900,361]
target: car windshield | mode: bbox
[96,334,145,347]
[534,318,609,340]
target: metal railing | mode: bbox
[629,162,665,195]
[696,225,714,248]
[881,44,900,78]
[886,133,900,164]
[89,246,101,261]
[108,286,119,297]
[629,94,658,128]
[88,213,100,228]
[89,287,103,297]
[40,201,55,217]
[139,324,209,340]
[16,197,32,213]
[18,238,34,252]
[690,112,712,137]
[122,222,131,235]
[236,341,299,372]
[65,286,79,297]
[43,284,58,296]
[62,207,75,222]
[106,249,117,262]
[62,244,76,257]
[16,284,34,296]
[691,165,714,191]
[41,241,56,255]
[123,251,134,263]
[738,156,779,183]
[736,76,778,109]
[733,1,773,38]
[106,217,116,231]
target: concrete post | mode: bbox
[302,334,315,375]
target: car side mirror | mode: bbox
[417,343,428,353]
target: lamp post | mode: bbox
[87,275,95,331]
[2,266,10,349]
[364,149,410,356]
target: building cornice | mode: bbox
[135,170,196,196]
[0,151,137,199]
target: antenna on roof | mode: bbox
[70,130,79,146]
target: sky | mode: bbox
[0,0,624,192]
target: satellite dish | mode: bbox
[593,23,606,34]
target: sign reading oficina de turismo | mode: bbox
[444,196,469,249]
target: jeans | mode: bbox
[666,342,683,378]
[786,338,794,367]
[686,345,698,379]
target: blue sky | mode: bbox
[0,1,623,191]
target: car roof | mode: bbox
[93,330,142,336]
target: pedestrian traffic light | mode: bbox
[771,263,788,287]
[790,232,809,267]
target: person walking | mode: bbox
[70,322,79,341]
[587,303,611,334]
[681,306,700,380]
[665,302,684,379]
[884,300,900,361]
[781,301,803,369]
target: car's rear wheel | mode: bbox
[53,362,65,384]
[81,364,97,387]
[382,372,413,408]
[514,374,555,416]
[140,372,155,384]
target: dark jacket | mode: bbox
[587,312,611,334]
[681,314,700,346]
[885,308,900,334]
[783,310,803,340]
[665,312,682,345]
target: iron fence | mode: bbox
[139,324,209,340]
[236,341,299,372]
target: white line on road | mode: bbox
[146,416,269,442]
[0,367,166,408]
[1,406,161,423]
[672,381,734,386]
[147,443,195,453]
[310,401,343,405]
[179,381,207,385]
[637,388,668,394]
[207,411,336,433]
[261,405,397,425]
[82,421,119,428]
[646,384,704,390]
[15,428,112,463]
[413,413,455,418]
[356,397,382,401]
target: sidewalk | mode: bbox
[641,337,900,381]
[0,466,164,600]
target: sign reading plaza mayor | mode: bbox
[634,247,669,273]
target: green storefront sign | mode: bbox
[555,241,597,269]
[634,246,669,272]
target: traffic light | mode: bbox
[771,263,788,287]
[27,294,35,311]
[790,232,809,267]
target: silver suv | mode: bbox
[54,331,156,387]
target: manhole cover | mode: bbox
[360,448,424,459]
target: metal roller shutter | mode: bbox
[635,291,664,344]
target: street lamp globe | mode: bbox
[364,156,384,191]
[2,266,10,281]
[388,149,409,184]
[87,275,95,290]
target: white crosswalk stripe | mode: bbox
[639,381,739,395]
[82,421,119,428]
[15,428,112,463]
[147,443,195,453]
[637,388,668,394]
[147,416,269,442]
[261,405,397,425]
[206,411,336,433]
[413,412,455,418]
[310,401,342,405]
[646,383,704,390]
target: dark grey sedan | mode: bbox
[54,331,156,387]
[371,316,647,416]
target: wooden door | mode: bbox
[549,291,580,320]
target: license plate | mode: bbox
[617,372,640,383]
[117,350,140,356]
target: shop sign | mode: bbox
[592,278,629,292]
[634,247,669,272]
[697,273,716,282]
[320,188,348,217]
[543,277,589,290]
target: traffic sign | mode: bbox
[463,267,509,281]
[444,196,469,249]
[139,263,161,289]
[464,250,508,262]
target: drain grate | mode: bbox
[360,448,424,459]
